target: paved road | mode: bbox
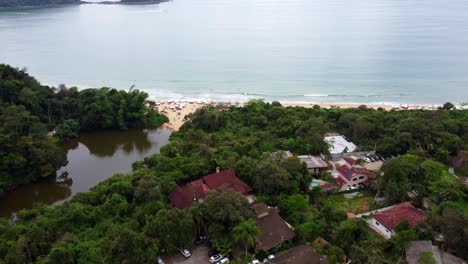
[162,246,210,264]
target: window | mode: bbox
[376,221,380,226]
[353,178,357,181]
[352,184,356,187]
[359,176,364,179]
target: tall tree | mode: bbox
[232,219,259,258]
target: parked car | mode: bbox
[216,258,230,264]
[194,236,208,245]
[179,249,191,258]
[210,254,223,263]
[363,157,371,162]
[262,254,275,263]
[208,248,220,257]
[157,257,164,264]
[249,260,260,264]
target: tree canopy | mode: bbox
[0,89,467,262]
[0,64,167,193]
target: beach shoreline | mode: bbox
[152,99,460,131]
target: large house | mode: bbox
[169,168,253,209]
[369,203,425,239]
[251,202,296,251]
[330,157,372,191]
[324,134,356,155]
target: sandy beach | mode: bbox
[153,99,447,131]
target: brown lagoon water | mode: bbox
[0,128,171,218]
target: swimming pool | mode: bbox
[310,182,320,188]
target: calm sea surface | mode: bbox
[0,128,171,217]
[1,0,468,103]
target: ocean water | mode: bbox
[1,0,468,104]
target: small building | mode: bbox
[406,241,466,264]
[298,155,329,173]
[169,168,253,209]
[271,245,328,264]
[324,135,356,155]
[251,202,296,251]
[369,203,425,239]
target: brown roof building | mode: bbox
[271,245,328,264]
[298,155,329,173]
[251,202,296,251]
[169,168,253,209]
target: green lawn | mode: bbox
[323,190,374,214]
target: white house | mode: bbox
[368,203,425,239]
[324,135,356,154]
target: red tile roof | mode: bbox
[344,157,356,165]
[320,182,335,191]
[203,168,252,194]
[168,179,211,209]
[372,203,425,231]
[168,186,196,209]
[334,176,347,186]
[337,165,371,180]
[169,168,252,209]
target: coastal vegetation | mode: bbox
[0,64,167,194]
[0,93,466,263]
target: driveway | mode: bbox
[363,161,383,171]
[162,246,210,264]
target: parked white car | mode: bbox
[179,249,191,258]
[262,255,275,263]
[216,257,230,264]
[249,260,260,264]
[210,254,223,263]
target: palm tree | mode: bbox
[189,203,205,238]
[232,219,260,259]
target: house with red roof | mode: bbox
[332,164,372,191]
[369,203,425,239]
[344,157,357,166]
[169,168,253,209]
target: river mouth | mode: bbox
[0,128,171,218]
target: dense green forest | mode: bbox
[0,64,167,193]
[0,0,79,8]
[0,99,466,263]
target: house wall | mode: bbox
[307,168,320,173]
[370,218,393,239]
[338,174,369,191]
[349,174,368,186]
